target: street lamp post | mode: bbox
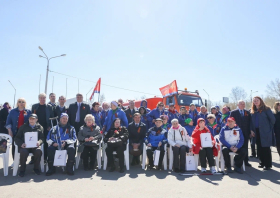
[251,90,258,102]
[38,46,66,95]
[86,87,94,104]
[203,89,210,112]
[8,80,16,108]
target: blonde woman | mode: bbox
[78,114,102,170]
[6,98,31,159]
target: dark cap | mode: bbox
[29,114,38,119]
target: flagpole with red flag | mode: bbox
[89,78,101,102]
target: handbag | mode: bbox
[107,138,123,147]
[84,139,99,147]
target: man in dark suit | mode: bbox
[229,100,252,167]
[31,93,54,161]
[68,93,91,135]
[54,95,68,118]
[125,100,138,124]
[128,113,146,166]
[48,93,57,108]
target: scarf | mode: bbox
[208,122,217,127]
[172,125,180,130]
[222,113,229,120]
[169,109,176,114]
[112,107,119,114]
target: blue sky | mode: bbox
[0,0,279,107]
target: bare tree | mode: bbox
[264,96,279,109]
[266,78,280,99]
[230,87,247,104]
[99,94,106,104]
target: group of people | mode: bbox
[0,93,279,177]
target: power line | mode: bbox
[49,70,160,96]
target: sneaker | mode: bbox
[147,165,154,170]
[211,167,217,174]
[201,167,207,173]
[33,169,41,175]
[18,171,25,177]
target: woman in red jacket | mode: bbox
[192,118,217,173]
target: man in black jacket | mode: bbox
[125,100,138,124]
[128,113,147,166]
[14,114,44,177]
[48,93,57,108]
[229,100,252,167]
[31,93,54,161]
[54,95,68,118]
[68,93,91,135]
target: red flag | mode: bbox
[89,78,101,100]
[159,80,178,98]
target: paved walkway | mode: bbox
[1,148,280,198]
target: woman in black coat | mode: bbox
[0,102,10,134]
[273,102,280,157]
[104,118,129,173]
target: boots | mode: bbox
[46,162,56,176]
[89,159,95,170]
[66,160,75,176]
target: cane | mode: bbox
[49,117,58,129]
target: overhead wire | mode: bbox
[49,70,160,96]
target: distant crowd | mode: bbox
[0,93,280,177]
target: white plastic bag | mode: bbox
[186,155,196,171]
[200,133,212,148]
[153,150,161,166]
[53,150,67,166]
[24,132,38,148]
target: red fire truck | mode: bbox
[123,88,206,112]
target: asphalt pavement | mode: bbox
[1,147,280,198]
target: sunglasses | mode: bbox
[207,117,214,119]
[159,105,164,107]
[18,101,25,104]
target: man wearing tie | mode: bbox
[48,93,57,108]
[230,100,252,167]
[68,93,91,135]
[128,113,147,166]
[54,95,68,118]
